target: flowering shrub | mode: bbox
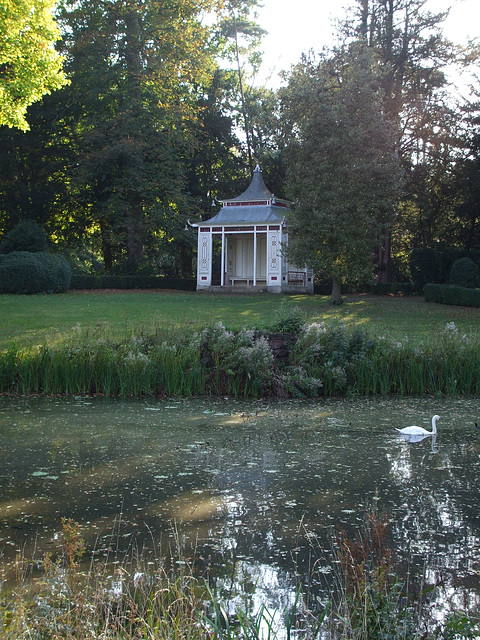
[1,320,478,397]
[196,323,274,396]
[270,303,307,334]
[290,321,376,393]
[280,366,323,397]
[195,322,325,397]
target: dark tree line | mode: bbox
[0,0,269,276]
[0,0,479,288]
[282,0,480,298]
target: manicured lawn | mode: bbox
[1,289,479,349]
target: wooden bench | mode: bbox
[287,271,306,285]
[230,277,266,286]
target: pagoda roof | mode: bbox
[199,165,290,227]
[201,204,285,226]
[221,165,274,204]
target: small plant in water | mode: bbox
[59,517,85,569]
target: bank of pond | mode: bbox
[0,320,479,398]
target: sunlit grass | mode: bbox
[1,291,480,349]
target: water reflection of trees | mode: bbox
[0,396,479,617]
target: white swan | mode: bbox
[396,415,440,436]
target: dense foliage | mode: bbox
[449,256,479,288]
[1,319,478,396]
[0,0,479,290]
[0,0,68,131]
[282,43,403,303]
[0,251,71,293]
[0,220,48,253]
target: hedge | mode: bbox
[0,252,71,294]
[70,274,196,291]
[424,283,480,308]
[314,282,419,296]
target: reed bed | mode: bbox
[1,516,477,639]
[0,319,478,398]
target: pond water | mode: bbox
[0,395,479,619]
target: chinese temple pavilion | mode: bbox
[194,165,313,293]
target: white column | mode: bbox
[221,227,225,287]
[267,230,281,291]
[253,228,257,287]
[224,233,229,286]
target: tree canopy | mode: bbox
[0,0,68,131]
[282,44,403,303]
[0,0,479,289]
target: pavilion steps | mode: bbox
[206,285,268,294]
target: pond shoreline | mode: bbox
[0,319,479,398]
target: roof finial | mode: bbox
[254,158,261,172]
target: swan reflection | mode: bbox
[399,432,439,453]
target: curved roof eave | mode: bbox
[201,204,286,226]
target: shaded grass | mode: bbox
[1,290,480,350]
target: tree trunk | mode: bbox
[330,278,343,305]
[376,228,392,283]
[359,0,369,37]
[100,221,114,273]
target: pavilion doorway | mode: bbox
[211,236,222,286]
[228,234,266,286]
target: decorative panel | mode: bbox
[270,234,279,272]
[197,233,211,287]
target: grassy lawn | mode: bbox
[1,289,479,349]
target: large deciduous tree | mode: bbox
[339,0,458,280]
[216,0,266,171]
[0,0,68,131]
[448,98,480,252]
[282,44,403,304]
[52,0,219,273]
[0,0,268,275]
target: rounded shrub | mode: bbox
[35,253,72,292]
[449,257,479,289]
[0,220,48,254]
[0,252,71,294]
[0,252,43,293]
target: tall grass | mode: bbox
[0,329,206,397]
[0,319,479,398]
[1,516,478,639]
[0,519,208,640]
[290,320,480,397]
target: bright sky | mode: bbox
[255,0,480,88]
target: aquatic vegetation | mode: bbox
[1,515,478,639]
[196,322,275,397]
[0,320,478,397]
[291,320,480,396]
